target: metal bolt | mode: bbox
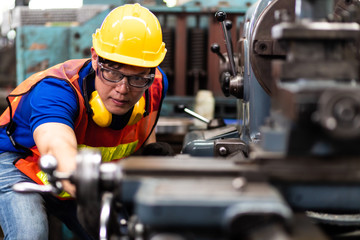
[232,177,247,190]
[219,146,228,156]
[325,117,337,130]
[120,219,127,225]
[135,223,144,235]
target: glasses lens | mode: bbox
[101,67,124,82]
[98,61,153,88]
[128,76,151,88]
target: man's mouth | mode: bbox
[111,98,129,106]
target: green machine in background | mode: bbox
[15,5,110,85]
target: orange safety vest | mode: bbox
[0,59,165,197]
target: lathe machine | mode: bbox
[13,0,360,239]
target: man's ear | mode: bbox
[90,47,97,70]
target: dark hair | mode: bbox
[98,56,125,69]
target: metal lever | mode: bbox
[211,43,226,63]
[40,155,73,181]
[12,182,54,193]
[215,11,237,77]
[175,104,210,124]
[12,155,68,194]
[185,109,210,124]
[99,192,114,240]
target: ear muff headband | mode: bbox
[89,90,145,127]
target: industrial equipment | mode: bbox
[12,0,360,239]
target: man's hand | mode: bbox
[61,180,76,197]
[34,122,78,197]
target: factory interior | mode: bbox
[1,0,360,239]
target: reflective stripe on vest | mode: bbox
[78,140,138,162]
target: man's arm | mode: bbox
[33,122,77,196]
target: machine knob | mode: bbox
[215,11,226,22]
[211,43,226,63]
[40,155,58,175]
[225,20,232,30]
[211,43,220,53]
[174,104,186,113]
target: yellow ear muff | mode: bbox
[128,96,145,125]
[89,91,112,127]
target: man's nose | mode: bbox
[115,78,130,92]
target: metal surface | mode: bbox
[258,0,360,156]
[182,125,240,156]
[74,150,102,206]
[99,193,113,240]
[238,1,273,145]
[134,178,292,231]
[214,138,248,157]
[249,0,295,95]
[120,156,257,177]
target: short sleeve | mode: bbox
[27,78,79,133]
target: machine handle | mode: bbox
[99,192,114,240]
[176,104,210,124]
[215,11,237,77]
[211,43,226,63]
[13,155,69,194]
[12,182,55,193]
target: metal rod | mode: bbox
[184,108,210,124]
[216,11,237,77]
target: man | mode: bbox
[0,3,169,239]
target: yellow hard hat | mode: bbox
[92,3,167,68]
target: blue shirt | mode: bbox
[0,61,168,153]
